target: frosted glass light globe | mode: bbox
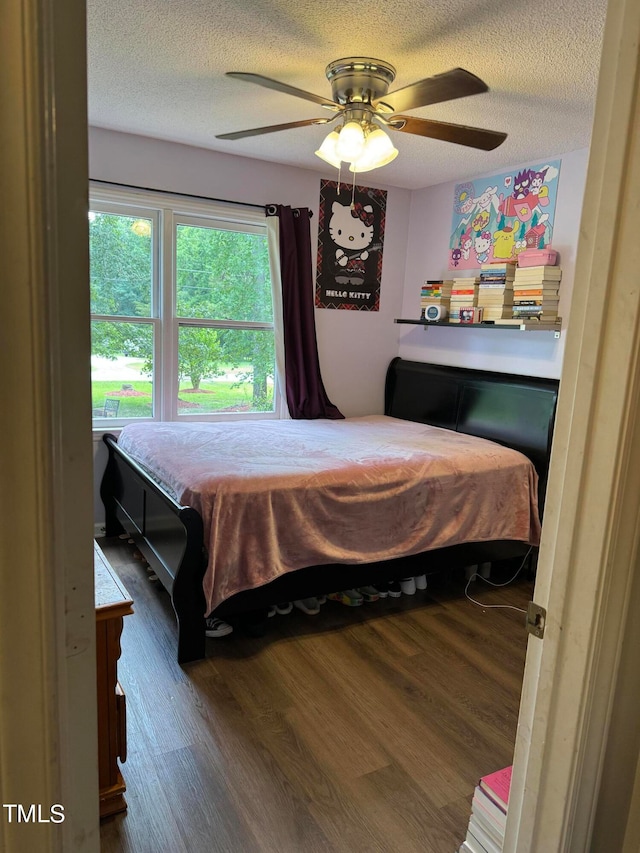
[314,131,341,168]
[349,127,398,172]
[336,121,365,161]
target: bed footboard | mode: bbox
[101,433,207,663]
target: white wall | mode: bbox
[397,147,590,378]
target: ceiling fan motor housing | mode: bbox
[325,57,396,106]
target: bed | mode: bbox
[100,358,559,663]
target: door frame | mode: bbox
[505,0,640,848]
[1,0,99,849]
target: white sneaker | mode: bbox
[205,617,233,638]
[414,574,427,590]
[400,577,416,595]
[293,597,320,615]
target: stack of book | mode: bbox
[459,765,511,853]
[450,277,479,323]
[420,279,452,318]
[477,263,515,321]
[512,265,562,323]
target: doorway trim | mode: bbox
[505,0,640,848]
[1,0,99,849]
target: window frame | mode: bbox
[89,183,286,428]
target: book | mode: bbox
[480,271,515,279]
[420,280,453,318]
[512,312,556,320]
[513,286,560,294]
[466,821,501,853]
[479,765,512,813]
[515,264,562,278]
[479,296,514,304]
[477,269,514,320]
[514,279,561,290]
[512,288,559,297]
[480,274,514,280]
[460,765,512,853]
[481,311,514,321]
[512,272,560,320]
[460,832,489,853]
[421,280,452,304]
[471,808,504,848]
[451,279,478,299]
[481,262,516,272]
[472,787,508,830]
[512,307,557,316]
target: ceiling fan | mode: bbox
[216,57,507,172]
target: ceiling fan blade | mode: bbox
[374,68,488,114]
[216,117,333,141]
[226,72,337,109]
[390,115,507,151]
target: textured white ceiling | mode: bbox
[87,0,607,190]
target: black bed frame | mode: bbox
[101,358,559,663]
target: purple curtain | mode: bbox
[267,204,343,420]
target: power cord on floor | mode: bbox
[464,547,533,614]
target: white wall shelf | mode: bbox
[395,319,562,338]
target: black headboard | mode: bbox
[385,358,559,511]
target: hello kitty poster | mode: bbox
[448,160,561,270]
[316,179,387,310]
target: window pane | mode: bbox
[178,326,275,414]
[91,321,154,419]
[176,224,273,322]
[89,212,153,317]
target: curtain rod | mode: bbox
[91,179,267,211]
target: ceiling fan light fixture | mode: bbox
[314,130,342,168]
[335,121,365,161]
[222,60,506,169]
[349,126,398,172]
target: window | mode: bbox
[89,186,283,426]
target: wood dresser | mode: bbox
[94,540,133,819]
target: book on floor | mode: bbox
[466,820,502,853]
[459,765,512,852]
[479,765,512,813]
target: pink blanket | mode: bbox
[117,416,540,614]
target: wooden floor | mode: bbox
[98,537,533,853]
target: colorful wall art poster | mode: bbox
[316,179,387,311]
[448,160,562,270]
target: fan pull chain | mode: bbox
[351,170,356,207]
[337,163,341,195]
